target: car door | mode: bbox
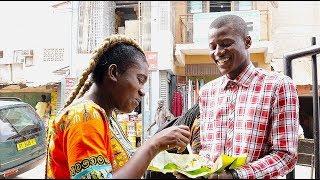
[0,104,46,172]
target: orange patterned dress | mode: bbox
[46,100,134,179]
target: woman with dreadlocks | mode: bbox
[46,35,191,179]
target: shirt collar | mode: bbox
[221,62,256,89]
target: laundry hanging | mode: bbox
[171,89,183,117]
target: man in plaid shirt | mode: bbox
[198,15,299,179]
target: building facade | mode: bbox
[0,1,73,117]
[172,1,320,139]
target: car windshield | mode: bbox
[0,105,41,142]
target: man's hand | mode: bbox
[173,170,234,179]
[208,171,233,179]
[173,172,188,179]
[173,172,205,179]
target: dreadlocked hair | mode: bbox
[63,34,145,109]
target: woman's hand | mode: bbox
[149,125,191,153]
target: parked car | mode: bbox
[0,97,46,178]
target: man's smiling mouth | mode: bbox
[216,57,230,66]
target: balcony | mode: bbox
[175,10,271,66]
[179,10,269,44]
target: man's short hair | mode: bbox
[209,14,248,38]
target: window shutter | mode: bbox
[159,2,170,31]
[159,71,169,106]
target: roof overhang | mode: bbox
[175,41,271,66]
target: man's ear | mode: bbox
[107,64,119,82]
[245,35,252,49]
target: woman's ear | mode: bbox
[107,64,119,82]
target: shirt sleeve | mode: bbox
[235,76,299,179]
[64,107,114,179]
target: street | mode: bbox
[14,159,314,179]
[14,158,45,179]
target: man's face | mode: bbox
[208,24,251,78]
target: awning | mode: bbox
[23,65,66,87]
[175,40,270,66]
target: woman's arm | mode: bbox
[113,125,191,179]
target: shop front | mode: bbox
[0,82,62,122]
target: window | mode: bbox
[13,50,34,66]
[0,51,3,58]
[209,1,231,12]
[43,48,64,62]
[0,106,41,142]
[234,1,252,11]
[77,1,116,53]
[188,1,203,14]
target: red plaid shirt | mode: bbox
[199,63,299,179]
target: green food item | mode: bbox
[148,151,214,178]
[148,151,248,178]
[177,166,214,179]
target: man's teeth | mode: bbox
[218,58,229,63]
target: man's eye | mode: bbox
[137,77,144,84]
[209,45,216,50]
[221,42,232,47]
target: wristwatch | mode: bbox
[228,169,239,179]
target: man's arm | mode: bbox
[235,77,299,179]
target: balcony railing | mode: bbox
[178,10,270,44]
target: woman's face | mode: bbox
[112,60,149,113]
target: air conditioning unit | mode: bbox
[16,56,25,64]
[22,50,34,56]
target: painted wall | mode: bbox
[269,1,320,84]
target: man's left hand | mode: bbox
[208,171,233,179]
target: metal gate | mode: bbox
[284,37,320,179]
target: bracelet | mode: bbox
[229,169,239,179]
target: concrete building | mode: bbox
[0,1,72,116]
[172,1,320,140]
